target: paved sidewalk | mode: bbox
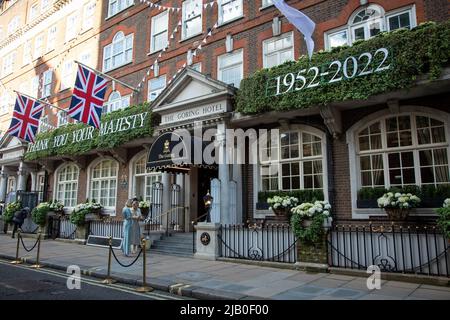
[0,234,449,300]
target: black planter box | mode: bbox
[357,199,378,208]
[256,202,270,210]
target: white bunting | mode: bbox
[150,65,154,70]
[198,44,202,50]
[202,38,207,44]
[182,63,186,68]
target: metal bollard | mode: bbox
[136,238,153,292]
[31,233,42,269]
[102,236,116,284]
[10,230,22,264]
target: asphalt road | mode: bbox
[0,259,191,300]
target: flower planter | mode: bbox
[140,207,149,218]
[302,219,313,227]
[385,208,410,220]
[357,199,378,208]
[75,225,87,240]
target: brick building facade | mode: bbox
[0,0,449,230]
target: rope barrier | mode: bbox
[110,246,143,268]
[19,233,40,252]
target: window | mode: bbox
[356,113,449,190]
[218,49,243,88]
[37,174,45,203]
[103,32,133,72]
[182,0,202,39]
[47,25,57,52]
[2,51,16,77]
[263,32,294,68]
[218,0,243,25]
[41,0,51,12]
[83,1,96,31]
[147,75,166,102]
[90,159,118,208]
[103,91,130,113]
[387,11,412,31]
[260,129,325,192]
[61,61,73,90]
[262,0,273,8]
[134,155,161,202]
[42,70,52,97]
[34,33,44,59]
[38,115,49,133]
[108,0,133,18]
[57,110,68,127]
[325,5,416,50]
[31,75,39,97]
[66,13,78,42]
[56,164,79,207]
[0,93,11,114]
[30,3,39,21]
[19,82,29,96]
[8,16,20,36]
[23,40,32,65]
[150,11,168,53]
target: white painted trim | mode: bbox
[53,162,81,209]
[346,106,450,219]
[85,156,119,215]
[262,31,294,69]
[217,49,244,88]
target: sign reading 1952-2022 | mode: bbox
[267,47,392,97]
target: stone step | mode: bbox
[154,237,194,245]
[150,248,194,257]
[152,242,193,251]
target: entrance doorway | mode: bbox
[196,167,218,222]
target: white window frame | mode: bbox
[262,31,294,69]
[218,0,243,25]
[217,49,244,88]
[46,25,57,52]
[324,5,416,50]
[83,1,96,31]
[131,153,161,202]
[8,16,20,36]
[150,11,168,54]
[23,40,32,65]
[54,163,79,208]
[107,0,134,18]
[103,32,133,72]
[88,158,119,213]
[182,0,202,40]
[42,69,53,98]
[41,0,51,12]
[261,0,273,9]
[38,115,49,133]
[2,51,16,77]
[31,75,39,97]
[57,110,68,127]
[0,93,11,115]
[347,107,450,219]
[29,2,39,21]
[147,75,166,102]
[103,91,130,114]
[65,12,78,42]
[34,33,44,59]
[60,61,73,91]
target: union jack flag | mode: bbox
[68,65,108,128]
[6,93,44,143]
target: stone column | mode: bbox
[161,172,171,233]
[232,147,243,224]
[175,173,185,231]
[17,162,26,192]
[194,222,221,260]
[217,123,230,224]
[0,167,8,202]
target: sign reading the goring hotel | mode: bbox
[161,101,226,125]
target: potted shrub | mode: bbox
[31,202,51,231]
[3,201,22,227]
[377,192,421,220]
[267,195,299,220]
[436,199,450,242]
[139,200,150,218]
[291,200,332,243]
[70,204,90,240]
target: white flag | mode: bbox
[272,0,315,60]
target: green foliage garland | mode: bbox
[25,103,154,161]
[31,203,51,227]
[69,209,89,227]
[236,22,450,114]
[291,213,326,244]
[436,199,450,239]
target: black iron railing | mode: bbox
[329,224,449,277]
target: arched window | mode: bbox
[103,91,130,114]
[134,155,161,202]
[356,113,450,190]
[259,128,326,193]
[90,159,118,208]
[325,4,416,49]
[56,164,79,207]
[103,31,133,72]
